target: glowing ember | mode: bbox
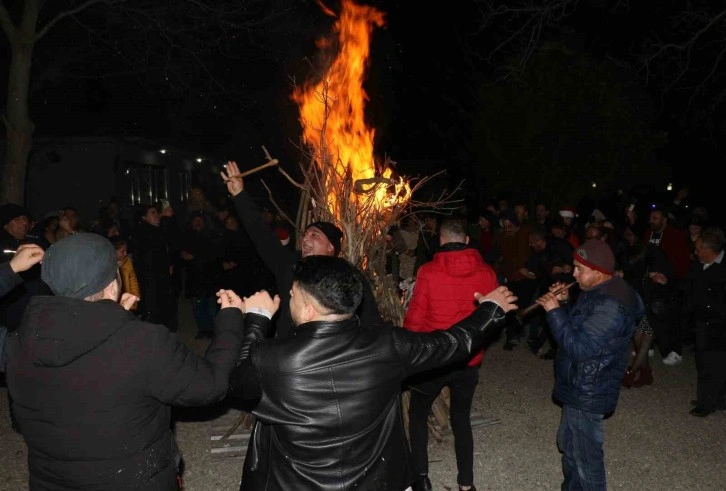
[292,0,407,217]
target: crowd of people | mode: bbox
[0,173,724,490]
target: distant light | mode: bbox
[196,158,203,163]
[667,182,673,191]
[617,189,624,195]
[160,149,167,154]
[651,203,657,209]
[591,181,597,188]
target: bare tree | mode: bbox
[0,0,293,204]
[478,0,726,137]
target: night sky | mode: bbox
[2,0,724,220]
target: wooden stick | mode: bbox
[238,159,279,178]
[516,281,577,322]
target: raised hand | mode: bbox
[243,290,281,317]
[10,244,44,273]
[475,286,518,313]
[220,161,245,196]
[217,289,245,311]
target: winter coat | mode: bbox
[0,230,51,331]
[403,243,499,366]
[118,256,141,310]
[5,296,243,490]
[228,300,507,491]
[681,259,726,350]
[546,276,644,415]
[130,221,173,324]
[0,261,22,298]
[231,192,383,338]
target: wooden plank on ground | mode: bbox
[210,408,253,460]
[210,409,500,459]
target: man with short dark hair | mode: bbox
[643,207,691,365]
[221,161,382,338]
[537,239,644,490]
[489,209,534,350]
[6,233,245,489]
[403,217,499,491]
[226,255,518,490]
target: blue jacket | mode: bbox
[546,276,644,414]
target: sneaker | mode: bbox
[662,351,683,366]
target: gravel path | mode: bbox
[2,301,725,490]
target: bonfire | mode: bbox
[229,0,462,441]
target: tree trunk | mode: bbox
[2,13,37,205]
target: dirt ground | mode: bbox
[2,300,725,490]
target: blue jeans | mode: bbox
[557,404,606,491]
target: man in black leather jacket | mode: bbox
[223,255,517,490]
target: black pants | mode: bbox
[505,279,538,343]
[407,364,479,486]
[649,299,682,357]
[695,322,726,410]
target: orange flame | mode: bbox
[292,0,391,216]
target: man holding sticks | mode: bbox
[220,160,383,338]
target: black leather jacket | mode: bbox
[228,300,506,490]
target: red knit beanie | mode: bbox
[573,239,615,274]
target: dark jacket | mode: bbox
[681,259,726,350]
[0,261,22,298]
[227,301,507,491]
[547,276,644,415]
[619,243,677,320]
[642,223,691,280]
[0,230,51,331]
[219,227,276,297]
[130,221,173,324]
[180,227,223,299]
[403,243,499,367]
[232,191,383,337]
[6,296,243,490]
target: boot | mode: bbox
[412,475,432,491]
[621,368,636,388]
[632,366,653,387]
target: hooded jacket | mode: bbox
[227,300,506,491]
[403,243,499,366]
[6,296,243,490]
[546,276,644,414]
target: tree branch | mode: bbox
[35,0,122,42]
[0,2,18,43]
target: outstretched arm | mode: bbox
[396,286,518,374]
[223,161,297,283]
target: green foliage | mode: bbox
[471,43,667,208]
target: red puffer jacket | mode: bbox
[404,243,499,366]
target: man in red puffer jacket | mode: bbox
[404,217,500,491]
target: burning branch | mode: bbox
[284,0,462,323]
